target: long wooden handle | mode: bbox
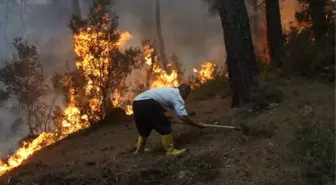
[204,124,239,130]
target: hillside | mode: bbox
[0,77,334,185]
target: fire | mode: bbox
[125,105,133,115]
[144,45,179,88]
[117,32,132,47]
[0,133,56,176]
[0,10,132,176]
[121,44,180,115]
[193,61,217,84]
[0,7,217,176]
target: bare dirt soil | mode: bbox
[0,78,334,185]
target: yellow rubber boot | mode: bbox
[162,133,186,156]
[134,136,151,155]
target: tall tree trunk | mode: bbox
[249,0,259,46]
[71,0,81,19]
[310,0,328,39]
[266,0,285,68]
[20,0,27,38]
[155,0,169,72]
[2,0,9,56]
[218,0,259,108]
[147,47,155,89]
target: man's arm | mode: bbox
[179,115,205,128]
[172,95,205,128]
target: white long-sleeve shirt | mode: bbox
[134,87,188,116]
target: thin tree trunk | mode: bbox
[147,47,155,89]
[2,0,9,55]
[218,0,259,108]
[20,0,27,38]
[71,0,81,19]
[266,0,285,68]
[155,0,169,72]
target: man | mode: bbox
[132,84,205,156]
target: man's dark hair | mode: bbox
[178,84,191,92]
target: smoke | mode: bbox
[0,100,27,157]
[115,0,226,74]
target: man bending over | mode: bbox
[132,84,205,156]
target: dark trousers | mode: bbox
[132,99,172,137]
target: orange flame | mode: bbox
[193,61,217,86]
[0,133,56,175]
[117,32,132,47]
[122,44,180,115]
[0,12,218,176]
[0,12,131,176]
[144,45,180,88]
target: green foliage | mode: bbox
[248,74,283,112]
[282,0,335,81]
[292,120,335,184]
[0,38,47,104]
[295,0,334,39]
[0,38,51,135]
[283,27,335,81]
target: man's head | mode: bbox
[178,84,191,100]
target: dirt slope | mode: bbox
[0,78,334,185]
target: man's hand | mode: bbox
[179,116,206,129]
[195,122,206,129]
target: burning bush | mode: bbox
[191,61,218,88]
[189,63,230,100]
[65,0,140,124]
[0,0,140,176]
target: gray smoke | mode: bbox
[114,0,226,72]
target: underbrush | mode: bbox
[291,119,335,185]
[247,73,284,113]
[283,27,335,82]
[190,76,230,100]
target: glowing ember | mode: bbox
[125,105,133,115]
[111,90,121,107]
[224,72,229,79]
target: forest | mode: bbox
[0,0,335,184]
